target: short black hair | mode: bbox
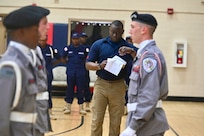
[111,20,123,29]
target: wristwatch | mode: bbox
[97,63,102,70]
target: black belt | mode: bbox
[97,76,124,83]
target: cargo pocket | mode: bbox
[128,72,140,95]
[26,78,38,95]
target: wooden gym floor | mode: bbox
[45,97,204,136]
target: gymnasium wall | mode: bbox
[0,0,204,98]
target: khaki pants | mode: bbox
[91,77,126,136]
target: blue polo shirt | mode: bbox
[87,36,138,81]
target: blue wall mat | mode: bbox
[53,23,68,57]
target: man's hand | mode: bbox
[99,60,107,69]
[118,46,136,58]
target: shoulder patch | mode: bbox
[64,47,68,51]
[54,49,58,53]
[143,58,157,73]
[86,48,89,52]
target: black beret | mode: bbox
[130,11,158,27]
[21,5,50,17]
[3,5,50,29]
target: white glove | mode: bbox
[120,127,136,136]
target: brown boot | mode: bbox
[79,104,87,115]
[64,103,71,114]
[85,102,91,112]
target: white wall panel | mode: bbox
[0,0,204,97]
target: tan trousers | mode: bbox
[91,77,126,136]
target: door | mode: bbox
[0,19,7,55]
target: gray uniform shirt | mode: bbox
[126,41,169,136]
[0,44,38,136]
[34,46,52,134]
